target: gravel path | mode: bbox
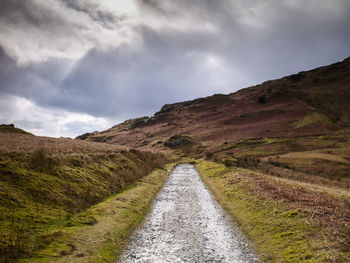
[118,164,259,263]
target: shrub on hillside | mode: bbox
[164,134,192,148]
[258,95,266,104]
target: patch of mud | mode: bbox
[118,164,258,263]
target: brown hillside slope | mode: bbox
[78,57,350,151]
[74,57,350,262]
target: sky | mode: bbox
[1,0,350,138]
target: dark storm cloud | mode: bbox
[0,0,75,41]
[0,45,68,104]
[53,30,223,118]
[59,0,122,29]
[139,0,350,77]
[1,0,350,136]
[48,0,350,119]
[0,0,120,32]
[0,0,48,26]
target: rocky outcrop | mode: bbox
[164,134,192,148]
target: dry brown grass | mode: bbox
[268,151,348,163]
[237,154,350,189]
[0,133,126,154]
[244,170,350,255]
[249,172,350,225]
[196,159,350,262]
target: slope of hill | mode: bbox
[74,57,350,261]
[78,57,350,150]
[0,132,167,262]
[3,57,350,262]
[0,124,33,135]
[77,57,350,189]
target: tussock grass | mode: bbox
[208,132,350,189]
[20,165,174,263]
[196,159,350,262]
[0,134,167,262]
[0,133,124,154]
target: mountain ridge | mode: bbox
[77,56,350,152]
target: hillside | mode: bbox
[78,57,350,150]
[74,57,350,261]
[78,57,350,188]
[0,124,33,135]
[3,57,350,262]
[0,131,167,262]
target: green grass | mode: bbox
[0,149,167,262]
[20,164,174,262]
[216,132,350,159]
[211,133,350,188]
[195,159,349,262]
[293,112,332,129]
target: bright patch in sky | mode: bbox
[0,95,114,138]
[100,0,138,15]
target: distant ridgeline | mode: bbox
[76,56,350,150]
[0,124,15,128]
[0,124,32,135]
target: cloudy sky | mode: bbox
[1,0,350,137]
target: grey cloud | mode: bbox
[139,0,350,77]
[0,0,75,39]
[1,0,350,137]
[53,34,226,118]
[0,0,48,26]
[50,0,350,119]
[59,0,123,29]
[0,46,69,104]
[0,0,127,64]
[16,120,44,130]
[0,0,117,34]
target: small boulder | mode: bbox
[164,134,192,148]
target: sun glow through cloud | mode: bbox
[100,0,139,15]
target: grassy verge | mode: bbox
[20,163,174,262]
[196,159,350,262]
[205,132,350,190]
[0,133,168,262]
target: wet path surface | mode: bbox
[118,164,258,263]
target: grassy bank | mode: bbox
[204,132,350,190]
[20,164,174,262]
[196,159,350,262]
[0,133,167,262]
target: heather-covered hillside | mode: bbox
[79,57,350,150]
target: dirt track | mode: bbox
[118,164,258,263]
